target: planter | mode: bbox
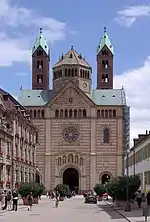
[59,196,65,201]
[98,196,102,201]
[23,197,28,205]
[33,197,39,204]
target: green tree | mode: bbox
[94,184,106,196]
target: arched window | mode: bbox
[65,69,67,76]
[109,110,112,118]
[55,110,59,118]
[113,109,116,117]
[105,109,108,118]
[75,155,78,164]
[97,110,100,118]
[30,110,32,118]
[103,128,109,143]
[37,110,40,118]
[74,109,77,118]
[58,157,61,166]
[80,69,82,78]
[83,109,87,117]
[101,110,104,118]
[63,155,66,164]
[68,154,73,162]
[80,157,84,166]
[65,109,68,118]
[75,68,77,76]
[78,109,82,118]
[69,109,72,118]
[41,110,44,118]
[72,68,74,77]
[60,109,63,118]
[34,110,36,118]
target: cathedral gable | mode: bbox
[47,82,94,108]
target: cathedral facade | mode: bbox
[19,28,130,192]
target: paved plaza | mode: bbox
[0,196,129,222]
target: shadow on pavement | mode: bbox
[96,203,125,220]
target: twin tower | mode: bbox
[32,27,114,93]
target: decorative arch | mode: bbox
[59,163,82,178]
[99,171,113,184]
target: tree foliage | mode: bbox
[94,184,106,196]
[105,175,141,201]
[19,182,45,198]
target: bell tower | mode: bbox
[32,28,50,90]
[97,27,114,89]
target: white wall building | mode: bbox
[124,131,150,192]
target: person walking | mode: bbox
[0,192,5,210]
[7,191,12,210]
[12,191,18,211]
[27,192,33,211]
[136,190,142,208]
[3,190,8,210]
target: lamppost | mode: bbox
[125,149,131,211]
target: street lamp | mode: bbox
[125,149,131,211]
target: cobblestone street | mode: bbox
[0,196,129,222]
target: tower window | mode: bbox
[102,60,108,69]
[37,60,43,69]
[102,74,109,83]
[69,53,73,58]
[103,127,109,143]
[37,74,43,84]
[102,50,108,56]
[37,50,43,56]
[75,69,77,76]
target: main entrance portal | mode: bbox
[63,168,79,191]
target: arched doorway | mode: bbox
[101,174,111,184]
[63,168,79,191]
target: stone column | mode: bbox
[45,108,52,189]
[3,139,7,190]
[90,107,96,190]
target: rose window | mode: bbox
[62,126,79,142]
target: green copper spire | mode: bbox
[32,28,49,55]
[97,27,114,55]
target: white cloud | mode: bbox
[114,57,150,146]
[0,0,70,66]
[114,5,150,27]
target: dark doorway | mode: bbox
[35,173,40,184]
[101,174,111,184]
[63,168,79,191]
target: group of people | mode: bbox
[0,190,33,211]
[0,190,18,211]
[47,190,60,207]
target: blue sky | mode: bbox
[1,0,150,143]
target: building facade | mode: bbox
[19,28,129,192]
[0,89,37,190]
[124,131,150,192]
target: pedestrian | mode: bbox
[12,191,18,211]
[136,190,142,208]
[27,192,33,211]
[3,190,8,210]
[0,192,5,210]
[7,191,12,210]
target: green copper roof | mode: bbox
[32,28,49,55]
[97,28,114,55]
[18,88,126,107]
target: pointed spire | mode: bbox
[32,28,49,55]
[20,86,23,90]
[97,27,114,55]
